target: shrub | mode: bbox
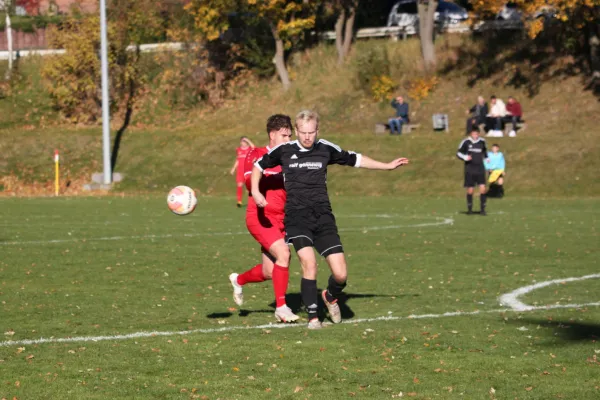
[354,44,391,97]
[406,76,440,101]
[370,74,395,102]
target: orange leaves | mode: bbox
[407,76,440,102]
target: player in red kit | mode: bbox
[229,114,299,323]
[230,136,255,207]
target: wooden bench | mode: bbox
[479,122,527,136]
[374,123,421,135]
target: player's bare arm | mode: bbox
[230,160,238,175]
[359,156,410,170]
[250,166,267,207]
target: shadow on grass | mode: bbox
[506,318,600,342]
[207,292,410,321]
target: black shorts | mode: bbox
[464,168,486,187]
[285,208,344,257]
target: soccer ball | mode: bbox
[167,186,197,215]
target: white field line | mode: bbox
[498,273,600,311]
[2,301,599,348]
[0,217,454,246]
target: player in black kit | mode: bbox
[251,110,409,329]
[457,128,489,215]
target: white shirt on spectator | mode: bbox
[489,99,507,117]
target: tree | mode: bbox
[332,0,358,64]
[417,0,438,72]
[471,0,600,92]
[41,0,163,169]
[186,0,316,90]
[1,0,13,80]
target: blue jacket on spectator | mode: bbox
[485,152,505,170]
[391,99,409,120]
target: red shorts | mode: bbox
[246,212,285,254]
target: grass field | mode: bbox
[1,196,599,399]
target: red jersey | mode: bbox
[235,146,252,180]
[244,146,286,217]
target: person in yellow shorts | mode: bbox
[485,144,506,198]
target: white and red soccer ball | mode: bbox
[167,186,197,215]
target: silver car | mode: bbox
[387,0,469,30]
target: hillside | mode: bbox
[1,37,599,198]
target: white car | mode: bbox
[387,0,469,31]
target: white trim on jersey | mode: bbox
[456,152,469,161]
[354,153,363,168]
[254,158,264,172]
[296,140,312,152]
[318,138,342,152]
[457,139,468,150]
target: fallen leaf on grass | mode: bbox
[525,387,533,391]
[294,386,303,393]
[4,330,15,336]
[16,347,25,354]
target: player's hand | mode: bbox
[466,155,472,161]
[230,169,234,176]
[253,192,268,208]
[387,158,409,170]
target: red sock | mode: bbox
[237,264,266,286]
[272,264,289,308]
[236,185,243,203]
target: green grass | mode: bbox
[0,196,599,399]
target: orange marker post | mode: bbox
[54,149,59,196]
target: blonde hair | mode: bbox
[295,110,319,129]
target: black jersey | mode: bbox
[457,137,488,171]
[255,139,361,211]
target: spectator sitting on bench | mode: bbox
[466,95,488,135]
[389,95,409,135]
[504,96,522,137]
[484,143,506,198]
[486,95,507,137]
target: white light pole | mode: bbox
[99,0,111,184]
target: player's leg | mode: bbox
[295,245,321,329]
[229,216,273,305]
[466,187,474,214]
[478,182,487,215]
[266,238,299,323]
[465,170,474,213]
[314,213,345,323]
[236,180,244,207]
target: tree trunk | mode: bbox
[335,8,345,64]
[417,0,437,72]
[271,27,290,91]
[5,10,13,81]
[589,23,600,94]
[342,5,355,60]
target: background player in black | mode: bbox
[457,128,489,215]
[251,110,409,329]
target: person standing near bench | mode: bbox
[389,95,409,135]
[504,96,522,137]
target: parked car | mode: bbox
[386,0,469,30]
